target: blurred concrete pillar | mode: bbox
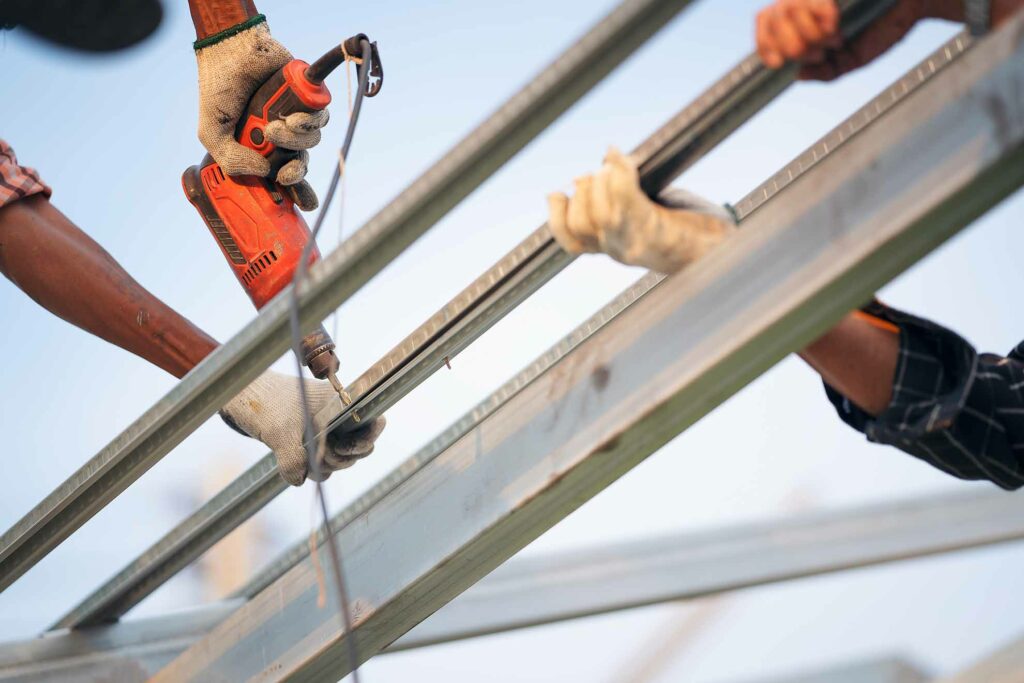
[196,458,264,599]
[939,631,1024,683]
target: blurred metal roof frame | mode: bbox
[0,490,1017,682]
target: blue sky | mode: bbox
[1,1,1022,681]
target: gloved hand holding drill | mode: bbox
[187,4,384,484]
[194,14,326,210]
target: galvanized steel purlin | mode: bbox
[733,33,973,220]
[390,490,1024,651]
[52,459,283,629]
[0,0,698,594]
[236,27,975,603]
[60,15,965,630]
[155,17,1024,681]
[0,602,244,683]
[8,491,1023,682]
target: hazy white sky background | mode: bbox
[1,1,1022,681]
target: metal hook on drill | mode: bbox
[343,33,383,97]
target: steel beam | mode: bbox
[389,490,1024,651]
[56,0,921,628]
[0,602,241,683]
[153,15,1024,681]
[3,491,1017,682]
[745,658,929,683]
[0,0,699,594]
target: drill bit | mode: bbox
[326,371,353,406]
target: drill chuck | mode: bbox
[301,325,340,380]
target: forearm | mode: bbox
[808,304,1024,489]
[924,0,1024,23]
[799,311,900,416]
[0,196,219,378]
[188,0,259,40]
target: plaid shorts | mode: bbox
[0,139,52,208]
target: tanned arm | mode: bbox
[758,0,1024,81]
[926,0,1024,23]
[799,312,900,416]
[0,195,219,378]
[188,0,259,40]
[0,2,272,380]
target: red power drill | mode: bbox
[183,35,381,404]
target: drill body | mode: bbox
[183,47,347,383]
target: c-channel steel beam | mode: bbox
[153,15,1024,681]
[0,0,699,593]
[234,27,973,605]
[0,602,244,683]
[56,0,897,629]
[745,658,929,683]
[4,491,1020,683]
[390,490,1024,651]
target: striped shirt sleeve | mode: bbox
[0,139,52,208]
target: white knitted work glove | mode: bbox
[220,370,386,486]
[195,18,328,211]
[547,147,736,275]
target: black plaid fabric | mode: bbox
[825,301,1024,490]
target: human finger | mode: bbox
[770,4,810,60]
[756,7,785,68]
[548,191,588,254]
[783,0,829,46]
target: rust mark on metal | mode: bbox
[984,92,1013,147]
[595,435,621,455]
